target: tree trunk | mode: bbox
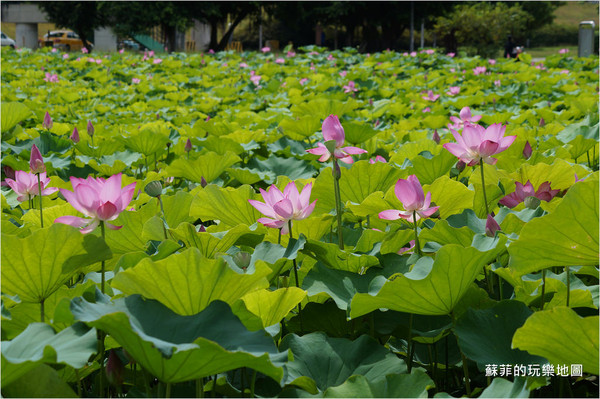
[216,12,247,51]
[209,18,218,50]
[76,29,92,53]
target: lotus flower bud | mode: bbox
[200,176,208,188]
[87,120,94,137]
[197,224,206,232]
[144,181,163,198]
[524,196,541,209]
[106,350,125,387]
[485,215,501,237]
[70,127,80,144]
[166,142,171,148]
[43,112,53,130]
[185,138,192,153]
[456,160,466,173]
[233,252,252,270]
[3,165,15,180]
[523,141,532,159]
[29,144,45,174]
[539,118,545,127]
[432,130,440,144]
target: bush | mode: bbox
[530,24,579,47]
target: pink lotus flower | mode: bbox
[153,58,162,64]
[40,111,53,130]
[149,50,155,57]
[306,115,367,164]
[71,127,80,144]
[286,51,296,57]
[239,62,248,68]
[473,66,486,75]
[30,144,45,174]
[444,123,516,166]
[5,171,58,202]
[369,155,387,164]
[250,74,262,86]
[261,46,270,53]
[44,72,59,83]
[522,141,532,159]
[339,70,347,78]
[422,107,431,113]
[343,81,358,93]
[410,51,417,57]
[447,86,460,96]
[447,52,455,57]
[55,173,136,233]
[498,180,559,208]
[560,70,569,74]
[81,47,88,54]
[379,175,439,223]
[132,78,141,84]
[299,78,309,86]
[488,59,496,65]
[119,48,124,54]
[87,120,95,137]
[62,53,69,59]
[448,107,482,130]
[494,80,501,87]
[485,215,501,237]
[558,48,569,54]
[275,58,285,64]
[248,181,316,234]
[422,90,440,101]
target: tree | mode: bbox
[434,2,532,57]
[37,1,107,52]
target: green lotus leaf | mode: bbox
[419,219,474,247]
[246,155,316,182]
[169,223,265,258]
[167,151,241,183]
[342,121,379,145]
[2,364,77,398]
[389,140,439,165]
[199,135,244,155]
[1,102,32,133]
[1,322,97,387]
[111,248,270,315]
[508,175,599,275]
[512,306,599,375]
[423,176,474,219]
[350,244,504,318]
[278,116,322,140]
[313,161,403,214]
[421,115,448,129]
[227,167,275,185]
[319,370,433,398]
[290,98,359,119]
[409,151,457,185]
[158,190,194,228]
[286,301,352,338]
[302,239,380,274]
[122,129,169,156]
[189,184,261,227]
[507,159,582,192]
[70,294,286,383]
[478,377,529,398]
[21,202,79,229]
[1,223,112,303]
[454,300,546,368]
[347,191,389,218]
[241,287,307,328]
[281,332,406,392]
[105,205,157,255]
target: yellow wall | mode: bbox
[1,23,57,40]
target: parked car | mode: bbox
[38,30,93,51]
[1,32,16,49]
[118,39,142,51]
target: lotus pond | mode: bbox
[1,46,599,398]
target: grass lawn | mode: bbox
[526,45,579,58]
[554,2,599,27]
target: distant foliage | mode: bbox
[435,2,532,58]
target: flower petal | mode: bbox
[322,115,345,147]
[378,209,402,220]
[248,199,277,218]
[54,215,91,228]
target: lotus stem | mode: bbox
[241,367,246,397]
[566,266,570,307]
[460,350,472,395]
[250,369,257,398]
[165,382,172,398]
[288,220,304,333]
[158,195,168,240]
[407,313,414,372]
[587,150,591,168]
[196,378,204,398]
[366,215,370,229]
[100,221,106,294]
[40,298,45,323]
[413,211,422,256]
[479,159,490,216]
[332,159,344,250]
[540,269,546,310]
[75,368,82,397]
[29,194,33,210]
[37,173,43,228]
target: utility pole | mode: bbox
[420,18,424,49]
[258,6,263,49]
[409,1,414,52]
